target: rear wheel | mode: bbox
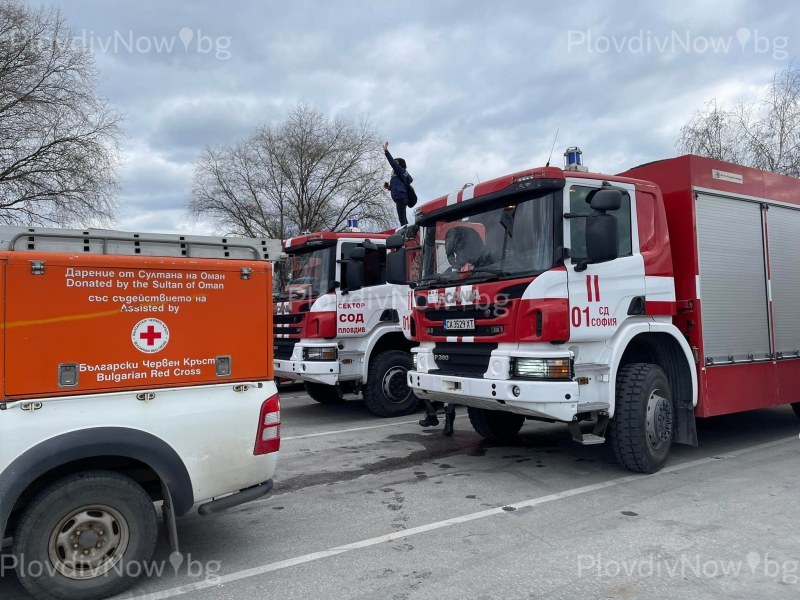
[609,363,674,474]
[363,350,419,417]
[468,407,525,442]
[304,382,344,404]
[14,470,158,600]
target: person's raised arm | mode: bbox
[383,141,407,179]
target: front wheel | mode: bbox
[14,470,158,600]
[363,350,419,417]
[304,382,344,404]
[609,363,674,474]
[468,407,525,442]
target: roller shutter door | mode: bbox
[766,205,800,355]
[695,194,770,362]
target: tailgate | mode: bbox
[2,252,272,399]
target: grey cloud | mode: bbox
[40,0,800,233]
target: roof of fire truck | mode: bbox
[284,229,397,252]
[414,165,650,220]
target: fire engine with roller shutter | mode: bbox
[387,149,800,473]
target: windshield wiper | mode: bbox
[417,272,457,287]
[452,267,514,285]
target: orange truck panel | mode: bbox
[1,252,273,400]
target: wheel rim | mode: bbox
[381,366,411,404]
[645,388,673,451]
[48,504,130,580]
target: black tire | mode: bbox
[792,403,800,419]
[304,382,344,404]
[468,407,525,442]
[14,470,158,600]
[363,350,419,417]
[609,363,674,474]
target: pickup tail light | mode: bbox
[254,394,281,455]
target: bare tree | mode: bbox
[0,1,121,226]
[189,104,394,238]
[677,64,800,177]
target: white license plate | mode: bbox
[444,318,475,331]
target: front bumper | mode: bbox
[274,358,339,385]
[408,370,581,422]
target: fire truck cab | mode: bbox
[273,228,418,417]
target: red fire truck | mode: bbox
[273,229,418,417]
[387,150,800,473]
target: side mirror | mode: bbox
[588,188,622,211]
[386,234,404,250]
[348,246,366,261]
[585,213,618,264]
[386,248,407,285]
[345,246,365,291]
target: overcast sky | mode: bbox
[43,0,799,235]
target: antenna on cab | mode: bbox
[545,128,559,167]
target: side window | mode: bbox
[568,185,632,261]
[341,243,387,288]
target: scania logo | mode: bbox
[443,289,479,304]
[434,354,449,361]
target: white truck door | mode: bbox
[336,241,390,338]
[564,179,645,343]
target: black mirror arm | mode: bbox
[574,260,589,272]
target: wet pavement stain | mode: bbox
[274,432,478,494]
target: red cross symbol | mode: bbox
[139,325,162,346]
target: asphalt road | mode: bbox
[2,388,799,600]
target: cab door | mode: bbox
[564,179,645,343]
[336,240,389,339]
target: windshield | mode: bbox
[418,192,559,287]
[274,244,335,300]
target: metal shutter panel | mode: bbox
[696,194,770,362]
[767,206,800,355]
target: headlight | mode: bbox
[412,353,418,370]
[303,347,338,361]
[512,357,572,380]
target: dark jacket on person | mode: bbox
[385,149,413,202]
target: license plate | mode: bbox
[444,318,475,331]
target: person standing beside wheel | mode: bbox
[419,400,457,436]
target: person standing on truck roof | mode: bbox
[383,141,412,227]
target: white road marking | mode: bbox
[129,436,795,600]
[283,415,468,441]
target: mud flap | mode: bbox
[673,403,698,446]
[161,480,180,553]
